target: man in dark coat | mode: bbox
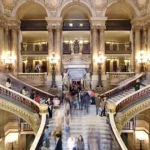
[55,132,62,150]
[134,79,146,91]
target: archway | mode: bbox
[57,1,95,18]
[11,0,48,18]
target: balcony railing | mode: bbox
[21,43,48,55]
[105,43,131,54]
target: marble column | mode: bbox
[0,25,4,70]
[142,27,147,51]
[48,28,54,75]
[18,30,22,72]
[130,29,135,71]
[134,26,141,73]
[55,28,61,74]
[4,27,9,52]
[92,28,98,74]
[99,27,105,74]
[11,28,18,73]
[147,26,150,71]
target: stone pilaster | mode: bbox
[11,27,18,74]
[92,27,98,74]
[18,30,22,73]
[134,26,141,73]
[47,28,54,75]
[55,28,61,74]
[0,25,5,70]
[4,26,9,52]
[130,29,135,71]
[147,26,150,72]
[99,27,106,74]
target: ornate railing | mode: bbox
[105,43,131,54]
[107,72,135,80]
[116,84,150,112]
[17,73,47,87]
[21,122,33,132]
[9,74,54,100]
[0,85,39,113]
[21,43,48,55]
[101,73,145,98]
[108,113,127,150]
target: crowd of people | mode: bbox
[5,77,146,150]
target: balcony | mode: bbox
[63,40,90,54]
[105,43,131,54]
[21,43,48,55]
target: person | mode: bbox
[67,133,76,150]
[83,92,90,113]
[55,131,62,150]
[21,86,28,96]
[100,97,107,117]
[35,63,40,73]
[76,135,84,150]
[46,98,53,118]
[35,94,40,103]
[95,94,101,116]
[44,126,50,148]
[30,90,35,100]
[90,90,95,104]
[6,78,11,89]
[134,79,146,91]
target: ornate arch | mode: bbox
[0,0,4,14]
[101,0,140,18]
[115,99,150,132]
[11,0,49,18]
[57,0,96,18]
[0,98,40,134]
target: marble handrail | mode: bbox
[116,84,150,112]
[9,74,54,99]
[106,72,135,79]
[30,114,46,150]
[17,73,47,87]
[108,112,128,150]
[0,84,39,112]
[101,73,144,98]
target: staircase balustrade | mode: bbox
[0,85,39,113]
[17,73,47,87]
[116,84,150,112]
[101,73,145,98]
[9,74,54,100]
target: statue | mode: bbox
[63,73,69,91]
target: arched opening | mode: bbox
[61,5,91,87]
[17,2,47,20]
[104,2,134,72]
[16,2,48,73]
[121,108,150,150]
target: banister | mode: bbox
[101,73,145,98]
[9,74,55,99]
[0,84,39,113]
[116,84,150,112]
[30,114,46,150]
[108,112,128,150]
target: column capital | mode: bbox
[133,25,141,31]
[46,17,62,30]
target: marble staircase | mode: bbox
[42,106,120,150]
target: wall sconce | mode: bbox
[5,132,18,150]
[136,50,148,72]
[1,51,16,64]
[94,54,106,87]
[69,23,73,27]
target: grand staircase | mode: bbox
[41,106,120,150]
